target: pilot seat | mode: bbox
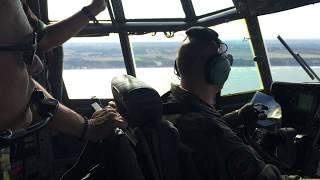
[111,74,180,180]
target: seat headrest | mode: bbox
[111,75,162,127]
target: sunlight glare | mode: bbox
[121,0,185,19]
[191,0,234,16]
[48,0,110,21]
[259,3,320,39]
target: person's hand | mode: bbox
[87,0,107,16]
[107,101,117,109]
[86,106,127,142]
[238,103,268,127]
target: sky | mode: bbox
[48,0,320,41]
[259,3,320,39]
[48,0,234,19]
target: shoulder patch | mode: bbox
[227,148,262,179]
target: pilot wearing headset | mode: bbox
[162,26,282,180]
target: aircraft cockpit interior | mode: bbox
[1,0,320,179]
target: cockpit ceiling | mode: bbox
[234,0,320,16]
[46,0,320,35]
[48,0,236,21]
[47,0,320,25]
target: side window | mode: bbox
[259,4,320,83]
[63,36,126,99]
[211,19,263,95]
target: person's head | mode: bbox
[175,26,232,95]
[0,0,43,131]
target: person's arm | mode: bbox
[223,103,267,128]
[222,110,239,128]
[31,79,126,141]
[227,147,282,180]
[31,79,83,137]
[38,0,107,51]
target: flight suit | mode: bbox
[163,85,282,180]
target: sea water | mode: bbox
[63,66,320,99]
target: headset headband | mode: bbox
[186,26,228,54]
[186,26,219,41]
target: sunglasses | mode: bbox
[0,32,37,66]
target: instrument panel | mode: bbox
[271,82,320,134]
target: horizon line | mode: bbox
[65,38,320,43]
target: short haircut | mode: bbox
[176,38,219,81]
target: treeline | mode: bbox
[63,58,320,69]
[63,40,320,69]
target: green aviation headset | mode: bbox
[174,26,233,89]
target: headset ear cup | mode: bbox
[204,55,231,88]
[174,60,180,77]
